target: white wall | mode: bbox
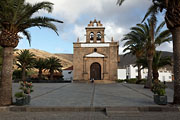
[128,65,138,79]
[117,69,126,79]
[158,69,172,82]
[62,70,73,81]
[118,64,173,82]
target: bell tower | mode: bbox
[86,19,105,43]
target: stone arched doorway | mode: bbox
[90,62,101,80]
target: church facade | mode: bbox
[73,19,119,82]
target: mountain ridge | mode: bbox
[14,49,73,69]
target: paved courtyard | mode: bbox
[0,83,177,120]
[12,83,174,107]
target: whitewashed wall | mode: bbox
[158,69,172,82]
[62,70,73,81]
[117,69,126,79]
[117,64,173,82]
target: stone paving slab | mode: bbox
[12,83,174,107]
[122,83,174,103]
[30,83,94,106]
[93,84,155,107]
[12,83,70,100]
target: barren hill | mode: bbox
[14,49,73,69]
[55,54,73,62]
[118,51,173,69]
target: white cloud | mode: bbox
[26,0,152,23]
[73,25,86,42]
[73,22,128,43]
[157,42,173,52]
[103,22,128,42]
[25,0,172,53]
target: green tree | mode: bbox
[122,29,145,81]
[16,50,35,81]
[123,21,171,88]
[45,57,62,80]
[34,58,47,80]
[117,0,180,105]
[0,0,63,106]
[137,51,172,82]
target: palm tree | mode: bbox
[45,57,62,80]
[0,0,63,106]
[16,50,35,81]
[117,0,180,105]
[143,0,180,105]
[137,51,172,82]
[0,46,3,72]
[34,58,47,80]
[152,51,171,82]
[124,21,171,88]
[122,30,145,80]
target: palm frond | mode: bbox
[117,0,125,5]
[16,1,54,26]
[155,30,172,45]
[18,17,63,35]
[21,30,31,46]
[155,21,165,37]
[142,4,158,22]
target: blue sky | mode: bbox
[17,0,173,54]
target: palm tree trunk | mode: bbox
[153,69,159,83]
[137,64,142,81]
[0,47,13,106]
[50,70,54,80]
[38,68,42,80]
[22,66,26,81]
[171,27,180,104]
[144,57,153,88]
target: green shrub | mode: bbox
[116,79,126,83]
[13,69,36,80]
[117,78,147,84]
[13,70,23,79]
[136,79,146,84]
[152,82,167,96]
[15,92,26,98]
[126,78,137,84]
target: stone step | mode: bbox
[5,106,105,112]
[106,106,180,116]
[73,80,116,84]
[94,80,116,84]
[106,107,140,117]
[1,106,179,113]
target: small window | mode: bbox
[94,48,97,52]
